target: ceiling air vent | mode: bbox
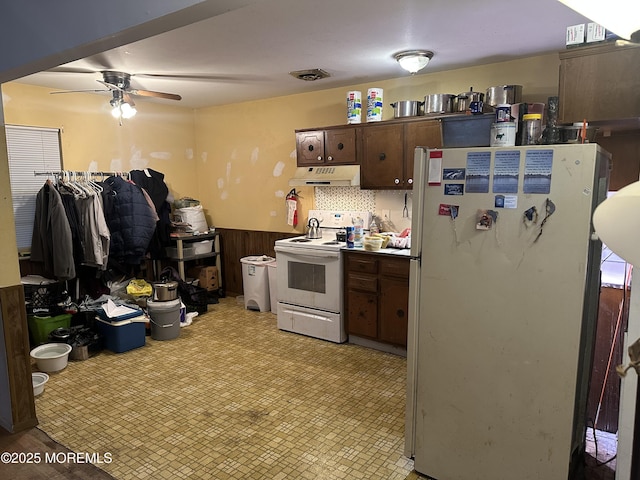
[289,69,330,81]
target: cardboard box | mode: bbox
[587,22,606,43]
[566,24,585,46]
[187,265,219,291]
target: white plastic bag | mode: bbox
[175,205,208,232]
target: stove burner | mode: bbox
[290,238,311,243]
[322,241,340,245]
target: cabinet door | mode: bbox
[379,275,409,346]
[404,120,442,187]
[296,131,325,166]
[360,124,404,189]
[325,128,357,164]
[559,43,640,123]
[346,289,378,338]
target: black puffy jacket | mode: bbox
[102,176,157,264]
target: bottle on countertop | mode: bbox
[369,218,379,235]
[353,217,364,247]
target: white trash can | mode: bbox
[240,256,275,312]
[267,261,277,314]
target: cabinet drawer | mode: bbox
[348,273,377,293]
[347,256,378,274]
[380,258,410,278]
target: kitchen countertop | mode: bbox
[342,246,412,257]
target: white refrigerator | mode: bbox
[405,144,611,480]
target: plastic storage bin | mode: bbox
[267,261,277,314]
[28,313,72,345]
[96,317,146,353]
[240,255,275,312]
[192,240,213,254]
[147,299,181,341]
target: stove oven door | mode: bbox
[274,245,342,313]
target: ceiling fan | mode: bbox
[49,70,182,124]
[50,70,182,102]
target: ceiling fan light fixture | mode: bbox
[110,97,137,119]
[394,50,434,74]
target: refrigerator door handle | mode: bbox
[411,147,428,259]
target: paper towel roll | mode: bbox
[367,88,384,122]
[347,91,362,124]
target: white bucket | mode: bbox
[347,91,362,124]
[490,122,516,147]
[366,88,384,122]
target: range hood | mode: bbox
[288,165,360,187]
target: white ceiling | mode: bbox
[16,0,590,109]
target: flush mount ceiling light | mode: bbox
[558,0,640,41]
[394,50,434,74]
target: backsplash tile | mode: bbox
[314,186,376,212]
[314,187,413,232]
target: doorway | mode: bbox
[585,244,632,477]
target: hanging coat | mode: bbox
[31,181,76,280]
[102,176,157,265]
[130,168,172,259]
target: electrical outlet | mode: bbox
[382,209,390,219]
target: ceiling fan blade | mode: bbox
[128,89,182,101]
[123,93,136,107]
[97,80,123,91]
[133,73,266,83]
[50,89,110,95]
[47,66,101,75]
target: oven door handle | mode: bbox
[275,245,341,259]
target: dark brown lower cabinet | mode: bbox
[344,251,409,347]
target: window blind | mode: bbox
[5,125,62,252]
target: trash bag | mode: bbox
[159,267,217,313]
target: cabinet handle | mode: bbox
[327,156,333,161]
[407,178,413,185]
[394,178,400,185]
[317,155,323,161]
[397,309,405,318]
[379,153,386,161]
[337,142,344,150]
[308,145,314,152]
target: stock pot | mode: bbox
[154,281,178,301]
[390,100,423,118]
[455,88,484,112]
[423,94,455,114]
[485,85,522,107]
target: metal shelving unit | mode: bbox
[167,231,221,283]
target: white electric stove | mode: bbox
[274,209,371,343]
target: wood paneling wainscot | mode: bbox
[216,229,298,297]
[0,285,38,433]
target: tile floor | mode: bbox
[32,298,413,480]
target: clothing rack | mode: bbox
[34,170,129,179]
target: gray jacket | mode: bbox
[31,181,76,280]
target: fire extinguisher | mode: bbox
[286,189,299,227]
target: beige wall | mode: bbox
[0,88,21,287]
[2,83,198,199]
[193,53,561,232]
[2,53,561,242]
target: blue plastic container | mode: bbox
[96,318,146,353]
